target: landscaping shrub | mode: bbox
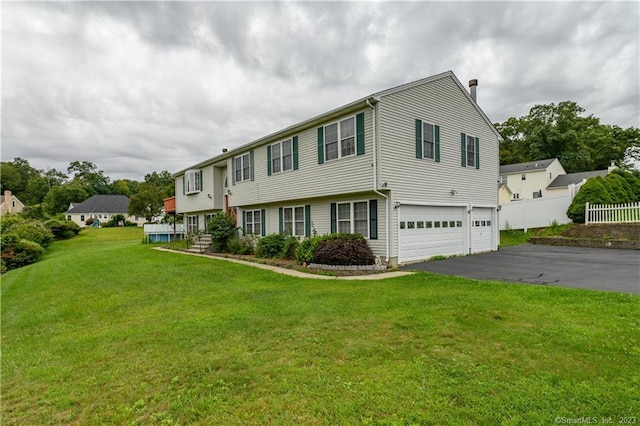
[207,214,239,252]
[227,235,255,255]
[567,176,613,223]
[255,233,286,258]
[311,233,375,266]
[45,219,81,239]
[295,235,321,265]
[8,221,54,248]
[282,236,299,260]
[1,234,45,273]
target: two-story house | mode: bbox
[499,158,566,203]
[173,71,501,265]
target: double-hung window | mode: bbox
[325,117,355,161]
[234,152,252,183]
[337,201,369,237]
[461,133,479,169]
[282,206,305,236]
[184,169,202,194]
[245,210,261,235]
[415,119,440,161]
[271,139,292,174]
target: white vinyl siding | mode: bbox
[227,109,373,207]
[377,74,499,260]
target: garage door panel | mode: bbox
[471,208,493,253]
[399,206,465,263]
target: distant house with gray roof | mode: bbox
[65,195,146,227]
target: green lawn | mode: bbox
[2,228,639,425]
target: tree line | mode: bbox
[496,101,639,172]
[0,159,175,221]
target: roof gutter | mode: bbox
[366,96,389,263]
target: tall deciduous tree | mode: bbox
[128,183,163,222]
[495,101,640,172]
[67,161,111,195]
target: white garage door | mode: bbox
[470,208,494,253]
[399,205,466,263]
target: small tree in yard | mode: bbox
[207,214,239,252]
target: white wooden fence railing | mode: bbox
[585,201,640,225]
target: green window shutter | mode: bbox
[475,137,480,169]
[231,160,236,185]
[461,133,467,167]
[267,145,272,176]
[356,112,365,156]
[369,199,378,240]
[261,209,266,236]
[279,207,284,234]
[330,203,337,233]
[199,171,203,190]
[415,119,423,159]
[435,125,441,163]
[250,150,255,181]
[182,176,185,195]
[317,127,324,164]
[304,204,311,237]
[242,211,247,234]
[293,136,299,170]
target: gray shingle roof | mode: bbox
[547,170,608,188]
[66,195,130,214]
[499,158,558,174]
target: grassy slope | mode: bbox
[2,228,639,425]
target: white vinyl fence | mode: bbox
[585,201,640,225]
[499,196,572,231]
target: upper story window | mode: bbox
[272,139,292,174]
[233,151,254,184]
[521,173,527,181]
[325,117,355,161]
[317,113,365,164]
[184,169,203,194]
[415,119,440,161]
[461,133,479,169]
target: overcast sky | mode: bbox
[2,1,639,181]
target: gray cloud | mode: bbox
[2,1,638,180]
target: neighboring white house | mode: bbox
[0,190,25,216]
[498,159,614,230]
[173,71,502,265]
[499,158,566,203]
[65,195,146,227]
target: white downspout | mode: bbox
[366,97,390,262]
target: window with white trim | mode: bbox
[466,135,476,168]
[422,122,435,159]
[234,153,251,183]
[245,210,261,235]
[283,206,305,236]
[185,169,202,194]
[271,139,293,174]
[337,201,368,237]
[187,215,199,233]
[325,116,355,161]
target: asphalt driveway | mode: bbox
[402,244,640,294]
